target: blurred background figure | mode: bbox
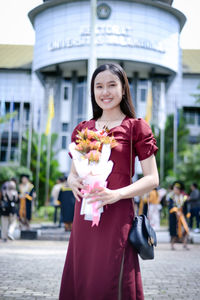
[19,174,35,229]
[0,179,19,242]
[148,188,160,231]
[168,182,190,250]
[138,193,148,216]
[188,183,200,233]
[58,176,75,232]
[50,177,63,227]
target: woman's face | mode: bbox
[94,70,123,112]
[173,186,181,195]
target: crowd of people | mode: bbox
[0,174,35,242]
[0,174,75,242]
[136,181,200,250]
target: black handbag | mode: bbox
[129,214,157,260]
[128,125,157,260]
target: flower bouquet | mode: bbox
[69,128,117,226]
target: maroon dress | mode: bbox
[59,117,158,300]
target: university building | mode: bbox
[0,0,200,173]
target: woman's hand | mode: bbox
[68,173,84,202]
[86,187,121,209]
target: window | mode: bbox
[140,88,147,102]
[185,111,195,125]
[62,123,68,132]
[62,136,67,149]
[64,87,69,100]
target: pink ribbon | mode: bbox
[81,181,106,227]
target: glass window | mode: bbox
[185,111,195,125]
[62,136,67,149]
[62,123,68,132]
[140,88,147,102]
[78,86,84,115]
[197,112,200,126]
[64,87,69,100]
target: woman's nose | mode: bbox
[102,87,109,95]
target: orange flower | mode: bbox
[75,128,117,164]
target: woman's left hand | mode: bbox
[86,187,121,209]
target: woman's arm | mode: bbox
[67,160,85,202]
[87,154,159,209]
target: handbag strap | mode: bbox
[130,121,149,216]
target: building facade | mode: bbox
[0,0,200,174]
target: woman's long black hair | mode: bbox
[90,63,136,120]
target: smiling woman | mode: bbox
[59,63,159,300]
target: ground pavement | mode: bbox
[0,238,200,300]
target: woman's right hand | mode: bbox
[68,173,84,202]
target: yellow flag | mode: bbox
[145,81,153,124]
[45,92,55,135]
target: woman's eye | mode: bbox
[96,86,102,89]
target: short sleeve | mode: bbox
[71,121,86,143]
[133,118,158,161]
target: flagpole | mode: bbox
[35,107,42,209]
[173,99,178,175]
[86,0,97,121]
[27,102,33,169]
[18,101,24,165]
[159,81,166,182]
[7,101,14,162]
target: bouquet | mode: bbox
[69,128,117,227]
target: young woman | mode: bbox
[59,63,159,300]
[169,182,190,250]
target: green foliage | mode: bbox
[0,111,17,124]
[176,144,200,192]
[191,83,200,104]
[155,110,189,182]
[21,130,62,207]
[0,165,31,186]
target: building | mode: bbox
[0,0,200,174]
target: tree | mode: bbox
[155,110,189,180]
[21,130,62,207]
[175,144,200,192]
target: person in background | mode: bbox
[188,183,200,233]
[168,182,189,250]
[148,188,160,230]
[19,174,35,229]
[58,176,75,232]
[51,177,63,227]
[0,180,19,242]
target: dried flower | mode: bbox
[75,128,117,163]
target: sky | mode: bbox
[0,0,199,49]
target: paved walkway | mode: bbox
[0,240,200,300]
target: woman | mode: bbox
[59,63,159,300]
[0,180,19,242]
[19,174,35,229]
[169,182,189,250]
[148,188,160,231]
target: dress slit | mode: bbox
[118,249,125,300]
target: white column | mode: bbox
[86,0,97,121]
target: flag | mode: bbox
[145,81,153,124]
[0,99,6,131]
[158,81,166,130]
[45,91,55,135]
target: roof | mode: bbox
[182,49,200,74]
[29,0,186,31]
[0,44,199,74]
[0,44,33,69]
